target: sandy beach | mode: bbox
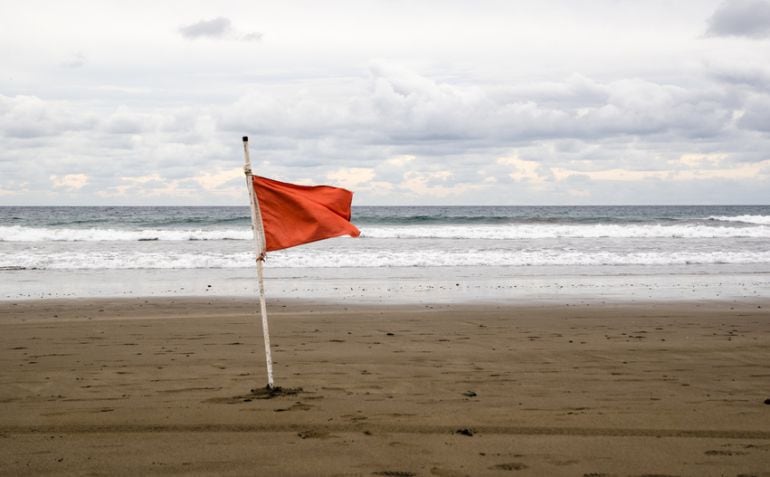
[1,297,769,476]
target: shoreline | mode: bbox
[3,263,769,303]
[2,297,769,475]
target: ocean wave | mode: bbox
[0,226,253,242]
[1,222,769,242]
[706,215,770,225]
[361,223,770,239]
[353,215,666,225]
[2,249,770,270]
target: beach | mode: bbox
[2,205,770,475]
[2,297,769,476]
[6,0,770,473]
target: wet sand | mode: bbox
[1,298,769,476]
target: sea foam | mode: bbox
[0,226,253,242]
[706,215,770,225]
[2,222,769,242]
[4,249,770,270]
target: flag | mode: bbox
[252,175,360,252]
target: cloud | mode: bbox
[240,32,263,42]
[400,170,479,198]
[0,95,95,138]
[178,17,262,42]
[707,60,770,95]
[325,167,395,195]
[103,106,151,134]
[738,95,770,131]
[179,17,232,39]
[496,154,551,184]
[61,52,86,68]
[706,0,770,38]
[551,161,770,182]
[677,153,728,167]
[122,174,163,185]
[223,64,732,146]
[51,174,89,190]
[326,167,375,189]
[2,58,768,206]
[193,167,242,190]
[385,155,416,168]
[98,174,201,199]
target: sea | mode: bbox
[1,205,769,303]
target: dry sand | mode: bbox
[1,297,769,476]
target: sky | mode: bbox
[1,0,769,206]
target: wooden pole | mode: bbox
[242,136,275,389]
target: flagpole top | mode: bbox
[243,136,249,143]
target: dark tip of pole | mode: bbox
[242,136,248,142]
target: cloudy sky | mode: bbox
[1,0,769,205]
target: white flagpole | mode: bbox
[242,136,275,389]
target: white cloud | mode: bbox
[193,168,242,191]
[222,65,733,146]
[0,95,94,138]
[99,176,200,199]
[103,106,151,134]
[385,155,416,168]
[552,161,770,182]
[51,174,89,190]
[677,153,728,167]
[326,168,375,189]
[98,174,173,198]
[61,52,86,68]
[400,170,478,198]
[497,154,550,184]
[325,167,395,195]
[2,2,770,205]
[121,174,163,185]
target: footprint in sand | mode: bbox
[430,467,468,477]
[490,462,528,471]
[296,429,333,439]
[274,401,312,412]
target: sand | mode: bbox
[1,297,769,476]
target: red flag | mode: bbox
[252,176,360,252]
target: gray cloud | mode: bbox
[706,0,770,38]
[738,96,770,131]
[709,63,770,92]
[178,17,262,42]
[179,17,233,39]
[240,32,263,42]
[3,25,770,204]
[220,64,734,146]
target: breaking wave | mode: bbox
[3,249,770,270]
[363,224,770,239]
[706,215,770,225]
[2,222,770,242]
[0,226,253,242]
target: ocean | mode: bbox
[2,205,769,302]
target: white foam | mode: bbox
[362,223,770,239]
[3,249,770,270]
[2,222,769,242]
[0,226,253,242]
[706,215,770,225]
